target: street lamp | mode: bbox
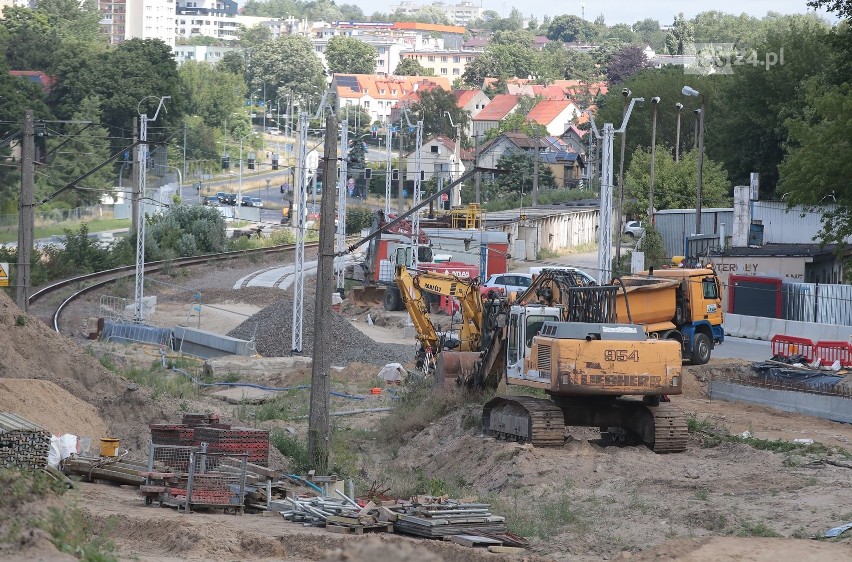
[614,87,633,268]
[237,133,254,219]
[674,102,684,162]
[682,85,705,235]
[648,96,660,224]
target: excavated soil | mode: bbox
[0,378,108,438]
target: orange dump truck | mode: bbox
[615,268,724,365]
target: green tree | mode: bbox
[712,15,832,195]
[779,83,852,247]
[411,89,469,142]
[692,11,762,47]
[624,146,730,215]
[243,0,299,17]
[37,96,114,208]
[665,13,694,55]
[547,14,595,43]
[563,49,599,81]
[461,54,502,86]
[606,23,638,44]
[248,35,326,103]
[218,51,247,76]
[37,0,102,43]
[633,18,666,50]
[324,35,378,75]
[807,0,852,18]
[394,58,432,76]
[0,7,56,70]
[495,151,556,193]
[179,61,246,130]
[237,24,272,47]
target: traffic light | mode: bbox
[247,153,255,170]
[420,170,425,181]
[272,153,279,170]
[364,168,372,179]
[392,169,399,181]
[221,155,230,170]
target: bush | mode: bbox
[346,205,373,235]
[144,205,226,260]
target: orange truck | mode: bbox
[615,268,724,365]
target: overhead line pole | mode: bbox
[307,111,338,474]
[16,110,34,311]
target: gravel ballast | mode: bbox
[228,292,415,366]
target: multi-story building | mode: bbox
[175,12,276,42]
[172,44,241,65]
[398,50,479,79]
[99,0,176,46]
[389,1,483,27]
[332,73,451,125]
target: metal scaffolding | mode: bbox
[384,125,392,217]
[291,111,310,353]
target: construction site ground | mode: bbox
[2,251,852,561]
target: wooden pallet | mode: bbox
[325,522,394,535]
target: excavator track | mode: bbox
[647,402,688,453]
[482,396,565,447]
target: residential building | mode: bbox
[175,11,276,42]
[389,1,484,27]
[398,50,480,79]
[100,0,176,46]
[405,135,465,182]
[540,151,586,188]
[560,124,588,155]
[471,94,519,138]
[453,89,490,137]
[173,44,241,65]
[475,131,548,170]
[9,71,55,93]
[526,99,580,137]
[331,73,451,125]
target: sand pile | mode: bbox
[0,292,169,450]
[0,379,108,438]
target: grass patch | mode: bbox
[0,469,117,561]
[693,488,710,502]
[121,366,201,401]
[490,481,589,539]
[737,518,781,537]
[270,431,310,474]
[380,377,488,445]
[0,218,130,244]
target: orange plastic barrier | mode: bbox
[770,335,816,362]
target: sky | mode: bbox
[356,1,833,26]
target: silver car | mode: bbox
[483,273,534,296]
[623,220,645,238]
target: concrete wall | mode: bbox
[174,326,255,356]
[723,312,852,342]
[496,208,598,260]
[710,380,852,424]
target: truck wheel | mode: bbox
[690,333,712,365]
[383,288,403,311]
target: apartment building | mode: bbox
[173,44,241,65]
[332,73,451,125]
[389,1,483,27]
[175,11,275,42]
[100,0,176,46]
[398,50,479,79]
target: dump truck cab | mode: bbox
[617,267,724,365]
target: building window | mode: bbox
[440,56,447,62]
[364,101,370,107]
[378,59,384,66]
[453,56,460,63]
[428,56,435,62]
[430,145,439,153]
[453,68,460,75]
[440,68,447,75]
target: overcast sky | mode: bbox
[358,1,833,26]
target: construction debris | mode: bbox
[64,455,147,486]
[0,412,51,470]
[390,498,508,539]
[150,413,270,466]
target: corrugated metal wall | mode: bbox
[752,201,831,245]
[783,282,852,325]
[653,208,734,257]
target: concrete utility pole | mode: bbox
[648,97,660,224]
[473,133,481,205]
[131,116,139,234]
[397,111,405,215]
[16,110,34,311]
[614,89,631,272]
[384,125,392,216]
[532,133,540,206]
[308,112,338,474]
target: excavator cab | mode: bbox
[505,305,561,382]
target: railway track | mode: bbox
[29,241,320,335]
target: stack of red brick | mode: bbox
[149,413,269,466]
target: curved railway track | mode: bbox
[29,241,320,335]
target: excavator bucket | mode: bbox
[348,285,386,306]
[435,352,481,392]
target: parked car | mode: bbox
[624,220,645,238]
[266,127,280,135]
[483,273,534,296]
[248,197,263,208]
[225,193,238,206]
[216,191,228,203]
[528,266,597,285]
[203,196,219,206]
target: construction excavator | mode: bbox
[439,269,688,453]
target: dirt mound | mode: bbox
[683,359,753,399]
[629,536,852,561]
[0,292,170,451]
[324,537,444,562]
[0,379,108,438]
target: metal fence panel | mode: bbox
[782,282,852,326]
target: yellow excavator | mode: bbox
[442,269,688,453]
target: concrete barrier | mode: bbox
[754,317,773,340]
[724,314,741,337]
[768,318,787,341]
[711,381,852,424]
[738,315,758,339]
[174,326,254,356]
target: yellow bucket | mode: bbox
[99,438,120,457]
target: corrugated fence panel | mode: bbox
[753,201,828,245]
[653,209,734,258]
[782,282,852,326]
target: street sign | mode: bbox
[0,262,8,287]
